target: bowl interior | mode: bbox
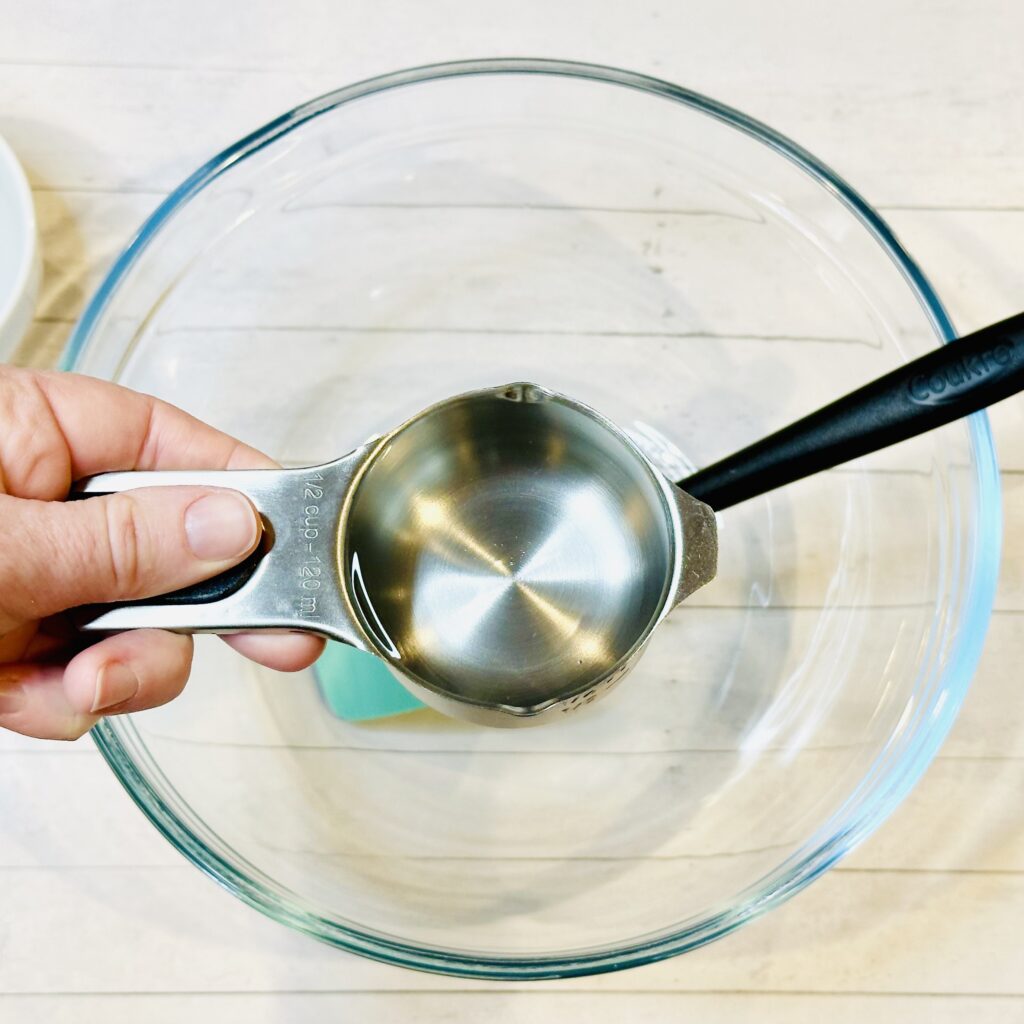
[69,63,994,975]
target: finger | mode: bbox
[0,368,275,500]
[62,629,193,716]
[222,632,325,672]
[0,664,97,740]
[0,486,261,629]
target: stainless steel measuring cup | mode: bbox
[76,382,718,727]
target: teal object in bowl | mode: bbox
[65,59,999,979]
[315,643,424,721]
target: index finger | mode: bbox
[0,369,276,500]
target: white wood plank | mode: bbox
[0,750,177,867]
[941,614,1024,759]
[846,758,1024,872]
[117,209,888,343]
[0,0,317,71]
[0,65,311,193]
[29,200,1024,333]
[3,1,1024,207]
[2,742,1020,873]
[996,474,1024,610]
[0,864,1021,993]
[883,211,1024,336]
[2,992,1021,1024]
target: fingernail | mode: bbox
[184,491,259,562]
[61,718,97,741]
[92,662,140,713]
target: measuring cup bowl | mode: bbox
[76,383,718,726]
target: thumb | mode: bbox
[0,488,261,628]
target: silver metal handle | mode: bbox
[74,454,365,643]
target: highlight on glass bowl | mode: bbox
[64,59,999,979]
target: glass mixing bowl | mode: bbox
[63,59,1000,978]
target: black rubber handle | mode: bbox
[66,491,263,605]
[679,312,1024,511]
[126,550,262,606]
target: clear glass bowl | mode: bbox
[63,59,1001,979]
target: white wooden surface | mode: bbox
[3,1,1024,1018]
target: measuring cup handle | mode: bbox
[70,460,362,642]
[679,312,1024,511]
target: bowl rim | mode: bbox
[65,57,1002,980]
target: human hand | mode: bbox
[0,367,325,740]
